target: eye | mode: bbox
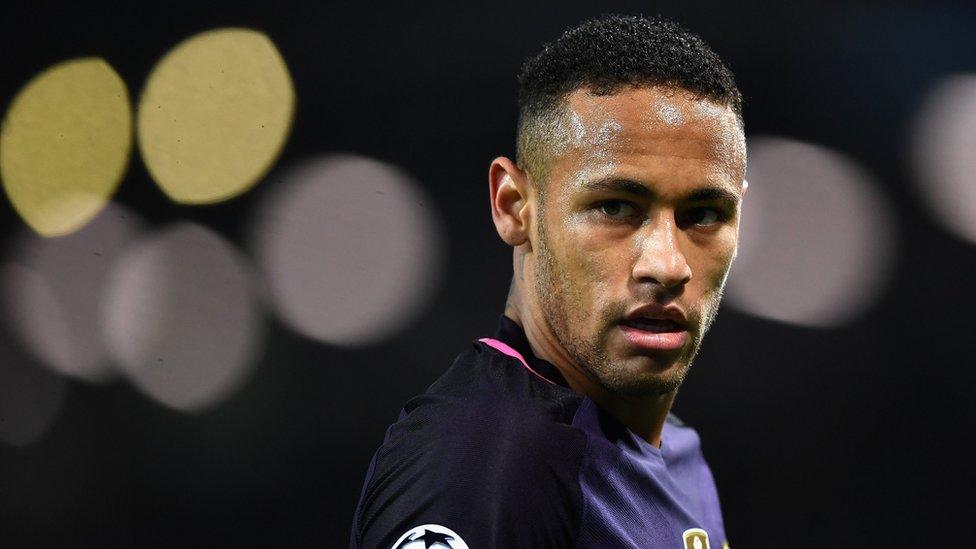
[597,200,637,219]
[681,207,724,227]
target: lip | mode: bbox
[618,324,689,352]
[618,303,689,352]
[623,303,688,328]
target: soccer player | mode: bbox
[351,14,746,549]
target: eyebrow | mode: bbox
[579,177,741,205]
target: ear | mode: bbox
[488,156,532,247]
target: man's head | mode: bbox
[490,15,746,398]
[516,15,743,187]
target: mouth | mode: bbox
[617,306,690,352]
[620,317,685,332]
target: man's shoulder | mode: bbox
[378,339,587,476]
[421,339,580,409]
[351,341,587,548]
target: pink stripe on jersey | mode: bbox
[478,337,556,385]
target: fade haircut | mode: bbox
[516,15,743,186]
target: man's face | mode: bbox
[533,86,746,396]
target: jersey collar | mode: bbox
[493,315,571,389]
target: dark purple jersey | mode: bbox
[351,316,729,549]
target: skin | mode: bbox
[488,86,747,447]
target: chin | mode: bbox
[600,357,690,397]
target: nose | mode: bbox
[631,210,692,290]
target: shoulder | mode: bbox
[352,342,586,548]
[397,340,584,452]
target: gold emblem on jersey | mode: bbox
[682,528,711,549]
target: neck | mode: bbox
[504,276,676,447]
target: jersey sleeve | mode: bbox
[350,395,586,549]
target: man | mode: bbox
[351,14,746,549]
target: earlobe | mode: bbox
[489,157,531,247]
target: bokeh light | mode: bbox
[0,295,67,447]
[250,155,445,347]
[101,222,263,412]
[726,136,895,327]
[0,58,131,236]
[912,73,976,244]
[0,203,143,382]
[137,28,295,204]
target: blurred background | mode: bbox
[1,2,974,547]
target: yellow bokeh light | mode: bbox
[0,58,132,237]
[137,28,295,204]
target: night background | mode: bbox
[2,2,975,547]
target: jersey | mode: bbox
[350,315,729,549]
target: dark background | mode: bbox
[2,2,975,547]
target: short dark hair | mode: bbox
[516,15,743,184]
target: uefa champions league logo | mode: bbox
[391,524,468,549]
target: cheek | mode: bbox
[564,225,634,299]
[690,231,737,288]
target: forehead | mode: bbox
[553,86,745,192]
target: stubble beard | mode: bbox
[534,217,726,398]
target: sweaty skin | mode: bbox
[489,86,747,447]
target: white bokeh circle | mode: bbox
[911,73,976,244]
[250,154,445,347]
[101,222,263,412]
[727,136,895,327]
[0,203,144,382]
